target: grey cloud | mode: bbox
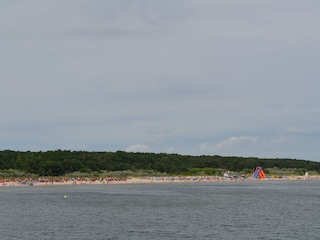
[67,28,147,38]
[1,1,320,161]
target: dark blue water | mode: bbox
[0,181,319,240]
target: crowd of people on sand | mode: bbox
[0,177,128,186]
[0,174,319,187]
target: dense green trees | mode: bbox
[0,150,319,176]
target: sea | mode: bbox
[0,180,319,240]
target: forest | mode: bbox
[0,150,319,177]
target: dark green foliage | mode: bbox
[0,150,319,176]
[189,168,216,175]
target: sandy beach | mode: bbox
[0,175,319,187]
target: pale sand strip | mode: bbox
[0,175,319,187]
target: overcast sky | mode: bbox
[1,0,319,161]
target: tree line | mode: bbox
[0,150,319,176]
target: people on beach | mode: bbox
[0,173,317,187]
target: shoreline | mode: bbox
[1,175,319,187]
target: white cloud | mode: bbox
[312,110,320,116]
[164,147,175,153]
[200,136,258,152]
[125,144,149,153]
[270,135,287,145]
[286,127,305,134]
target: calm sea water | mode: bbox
[0,180,319,240]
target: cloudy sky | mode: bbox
[1,0,319,161]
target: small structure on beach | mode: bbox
[252,166,266,179]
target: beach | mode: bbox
[0,174,319,187]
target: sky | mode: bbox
[1,0,320,161]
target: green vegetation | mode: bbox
[264,167,312,177]
[0,150,319,177]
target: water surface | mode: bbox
[0,181,319,239]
